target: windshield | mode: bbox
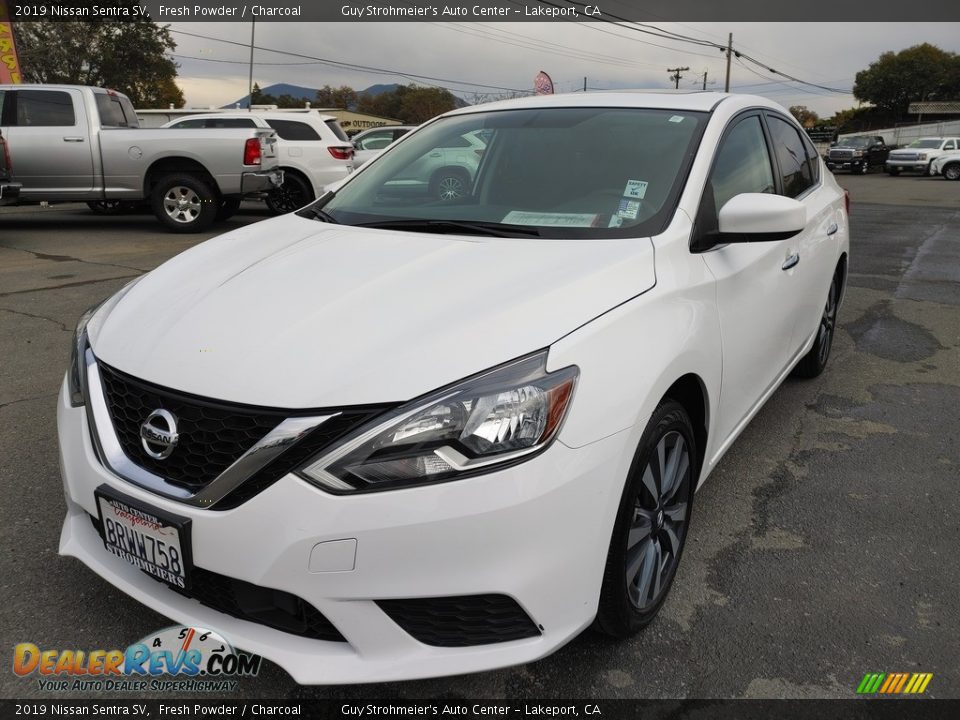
[303,107,707,238]
[841,137,872,148]
[907,139,942,149]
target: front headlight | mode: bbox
[298,351,578,494]
[67,277,143,407]
[853,150,864,157]
[918,153,928,160]
[67,304,99,407]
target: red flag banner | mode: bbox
[0,0,23,84]
[534,70,554,95]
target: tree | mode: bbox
[14,8,184,108]
[250,83,277,106]
[788,105,820,128]
[853,43,960,121]
[315,85,358,109]
[357,84,458,124]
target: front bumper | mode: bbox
[826,158,866,172]
[57,379,631,684]
[885,159,929,172]
[240,169,284,195]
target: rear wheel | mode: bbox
[265,172,313,215]
[793,265,842,379]
[151,174,218,233]
[943,163,960,181]
[594,400,695,637]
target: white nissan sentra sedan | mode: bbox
[58,91,848,684]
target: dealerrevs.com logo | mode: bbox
[13,626,261,692]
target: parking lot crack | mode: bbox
[0,274,141,298]
[0,393,57,412]
[0,306,70,332]
[0,243,145,273]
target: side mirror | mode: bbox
[716,193,806,243]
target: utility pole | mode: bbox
[583,76,587,92]
[724,32,733,92]
[701,71,708,90]
[667,66,690,90]
[247,18,256,111]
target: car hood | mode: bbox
[91,214,656,408]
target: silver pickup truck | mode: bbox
[0,84,283,232]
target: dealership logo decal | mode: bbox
[856,672,933,694]
[13,626,260,692]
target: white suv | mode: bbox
[163,112,354,213]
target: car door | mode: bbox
[764,112,838,354]
[1,88,94,196]
[695,112,801,445]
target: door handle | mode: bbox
[63,137,85,143]
[826,223,838,236]
[782,253,800,271]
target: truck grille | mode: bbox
[96,362,388,506]
[892,153,919,161]
[829,149,853,160]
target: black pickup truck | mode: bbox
[0,129,20,205]
[825,135,890,174]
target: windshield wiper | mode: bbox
[297,190,339,224]
[304,206,339,224]
[353,219,541,238]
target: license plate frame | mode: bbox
[95,484,193,591]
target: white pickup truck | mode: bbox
[0,84,283,232]
[885,137,960,176]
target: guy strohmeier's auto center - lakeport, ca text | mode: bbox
[148,4,597,19]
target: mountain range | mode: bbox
[226,83,438,109]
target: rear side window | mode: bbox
[206,118,258,128]
[96,94,130,127]
[15,90,76,127]
[265,119,321,141]
[766,115,815,198]
[171,118,206,129]
[325,119,349,141]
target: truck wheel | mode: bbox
[858,162,869,175]
[924,161,934,177]
[887,167,900,176]
[151,174,218,233]
[943,163,960,181]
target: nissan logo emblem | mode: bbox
[140,409,179,460]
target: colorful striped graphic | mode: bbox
[856,672,933,694]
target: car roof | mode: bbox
[165,112,337,123]
[442,90,777,117]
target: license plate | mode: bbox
[95,486,192,590]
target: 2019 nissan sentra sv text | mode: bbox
[57,91,848,684]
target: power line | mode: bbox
[170,29,533,95]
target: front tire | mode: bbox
[151,174,218,233]
[594,400,696,637]
[793,265,842,379]
[887,167,900,176]
[942,163,960,181]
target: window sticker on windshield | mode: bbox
[623,180,648,200]
[608,216,624,228]
[616,199,641,220]
[502,211,601,227]
[669,115,685,123]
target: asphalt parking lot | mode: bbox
[1,173,958,699]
